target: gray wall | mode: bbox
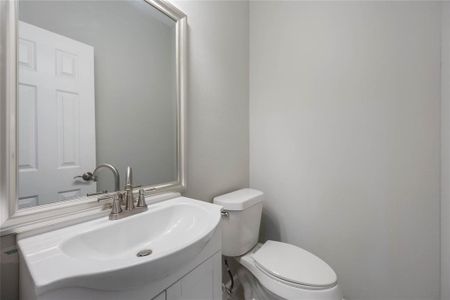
[442,3,450,300]
[249,2,441,300]
[19,0,178,191]
[173,0,249,202]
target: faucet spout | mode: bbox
[92,163,121,192]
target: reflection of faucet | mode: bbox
[74,163,120,192]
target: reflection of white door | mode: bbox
[18,21,96,209]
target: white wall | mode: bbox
[174,0,249,201]
[249,2,441,300]
[442,3,450,300]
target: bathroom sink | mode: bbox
[60,202,214,260]
[18,197,222,295]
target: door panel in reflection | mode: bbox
[18,21,96,209]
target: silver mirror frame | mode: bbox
[0,0,187,235]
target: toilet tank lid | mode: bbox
[213,188,263,211]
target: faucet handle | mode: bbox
[136,189,147,208]
[97,192,123,217]
[111,193,123,215]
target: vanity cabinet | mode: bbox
[149,252,222,300]
[165,252,222,300]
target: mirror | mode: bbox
[16,0,184,210]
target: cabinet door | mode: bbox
[166,252,221,300]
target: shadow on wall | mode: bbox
[259,209,281,243]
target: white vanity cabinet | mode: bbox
[152,252,222,300]
[165,252,222,300]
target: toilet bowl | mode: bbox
[236,243,343,300]
[214,189,343,300]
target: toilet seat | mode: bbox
[238,242,343,300]
[253,241,337,289]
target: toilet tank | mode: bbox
[213,189,263,257]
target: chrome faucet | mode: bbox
[98,166,148,220]
[74,163,121,192]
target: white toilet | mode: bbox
[214,189,343,300]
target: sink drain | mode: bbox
[137,249,152,257]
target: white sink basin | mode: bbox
[60,201,214,260]
[18,197,222,295]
